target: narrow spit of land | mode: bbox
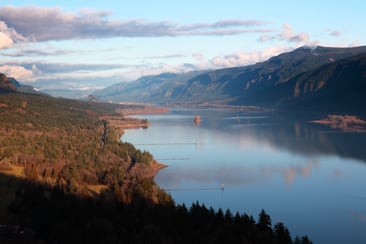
[310,114,366,132]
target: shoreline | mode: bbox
[106,105,170,178]
[116,105,170,116]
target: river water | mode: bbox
[122,109,366,244]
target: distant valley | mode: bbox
[94,46,366,115]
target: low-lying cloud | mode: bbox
[259,24,319,47]
[0,61,128,83]
[208,46,290,68]
[0,64,34,81]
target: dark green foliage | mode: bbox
[274,222,292,244]
[4,177,312,244]
[293,235,313,244]
[258,208,272,231]
[0,91,162,204]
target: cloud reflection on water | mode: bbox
[157,159,320,188]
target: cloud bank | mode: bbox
[209,46,290,68]
[0,5,271,44]
[0,61,129,84]
[0,64,34,81]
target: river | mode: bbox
[122,109,366,244]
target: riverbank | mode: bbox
[172,103,271,113]
[116,104,169,116]
[101,104,170,180]
[101,104,169,131]
[101,116,150,129]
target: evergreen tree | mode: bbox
[274,222,292,244]
[258,208,272,231]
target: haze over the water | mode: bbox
[0,0,365,93]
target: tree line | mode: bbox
[3,176,312,244]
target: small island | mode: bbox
[194,115,201,125]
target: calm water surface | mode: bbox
[123,109,366,244]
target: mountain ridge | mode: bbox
[276,52,366,113]
[92,45,366,114]
[93,70,208,105]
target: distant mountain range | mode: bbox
[94,46,366,114]
[93,70,208,105]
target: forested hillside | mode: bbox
[0,91,169,204]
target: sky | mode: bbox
[0,0,365,93]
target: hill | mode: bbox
[95,46,366,114]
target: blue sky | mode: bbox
[0,0,365,93]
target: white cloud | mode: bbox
[209,46,290,68]
[192,53,207,69]
[0,61,132,88]
[0,6,271,42]
[115,46,292,79]
[0,21,26,49]
[0,32,13,49]
[31,64,42,76]
[118,46,292,79]
[0,65,34,82]
[259,23,319,47]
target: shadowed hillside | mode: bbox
[0,173,313,244]
[275,53,366,113]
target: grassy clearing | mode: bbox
[0,164,25,178]
[87,184,108,194]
